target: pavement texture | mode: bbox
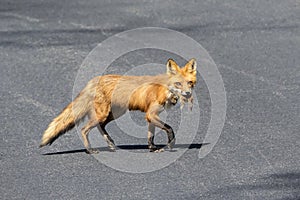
[1,0,299,199]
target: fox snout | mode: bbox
[181,91,192,99]
[169,87,192,99]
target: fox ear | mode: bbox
[184,58,197,75]
[166,59,180,75]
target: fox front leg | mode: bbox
[146,104,176,150]
[147,123,157,151]
[163,123,176,150]
[147,123,165,152]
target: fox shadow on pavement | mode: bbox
[42,143,209,155]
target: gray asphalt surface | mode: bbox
[1,0,299,199]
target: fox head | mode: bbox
[166,58,197,97]
[166,58,197,110]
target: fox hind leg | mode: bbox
[81,102,115,153]
[82,103,111,154]
[97,124,116,151]
[81,119,99,154]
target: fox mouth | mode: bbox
[181,92,192,99]
[169,87,192,98]
[179,94,194,111]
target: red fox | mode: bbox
[40,59,197,153]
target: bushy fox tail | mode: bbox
[39,85,95,147]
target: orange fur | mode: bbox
[40,59,197,153]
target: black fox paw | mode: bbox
[108,144,116,152]
[86,148,99,154]
[167,138,176,149]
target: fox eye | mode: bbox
[175,82,182,87]
[188,81,193,86]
